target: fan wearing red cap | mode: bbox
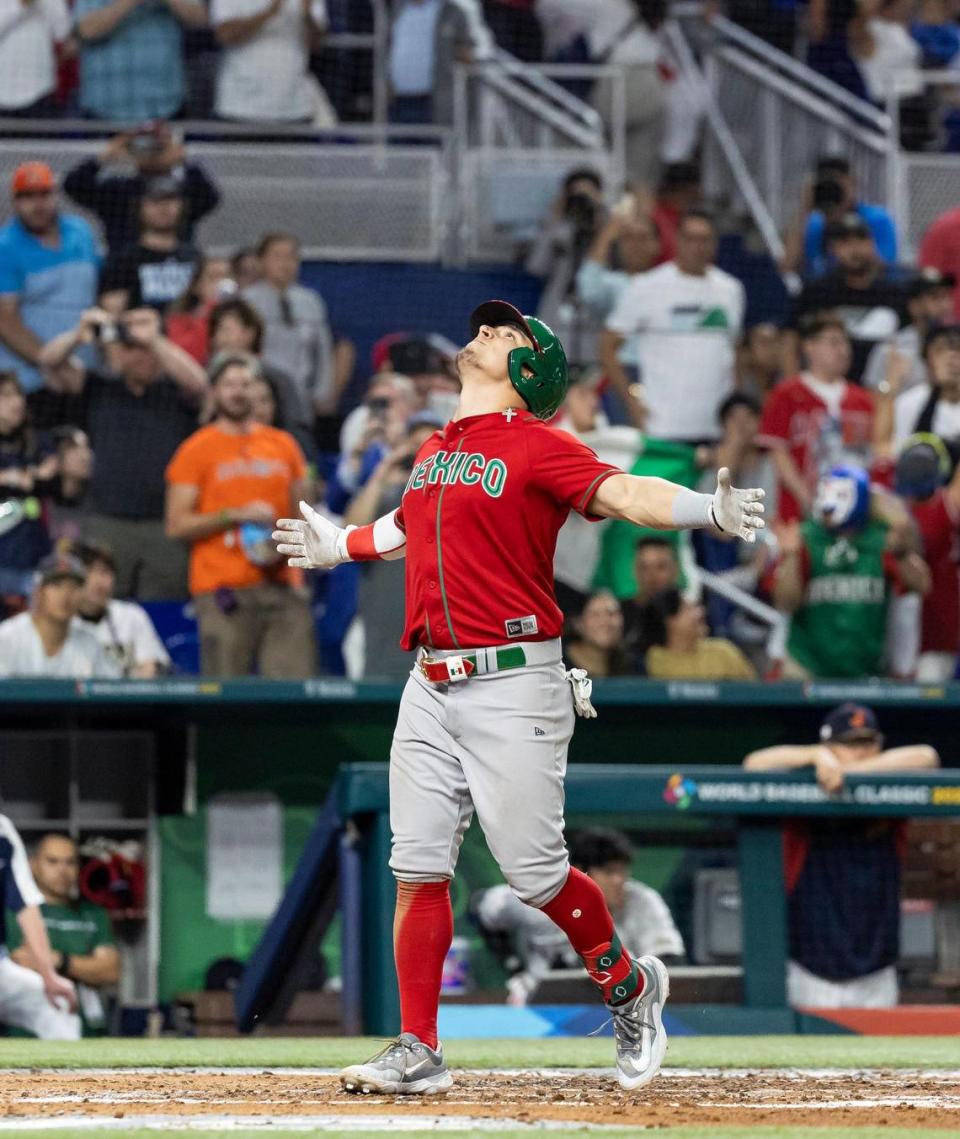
[8,163,58,240]
[275,298,765,1096]
[744,708,939,1009]
[0,160,99,393]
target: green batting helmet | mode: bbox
[469,300,568,420]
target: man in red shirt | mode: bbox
[895,434,960,681]
[918,205,960,317]
[274,300,765,1095]
[759,314,875,522]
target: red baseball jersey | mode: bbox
[758,376,875,523]
[911,489,960,653]
[394,410,619,650]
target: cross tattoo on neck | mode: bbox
[502,408,518,423]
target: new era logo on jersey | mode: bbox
[534,726,546,736]
[505,615,538,638]
[406,451,508,498]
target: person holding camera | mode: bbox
[0,164,99,397]
[165,353,315,677]
[98,176,200,315]
[525,168,607,370]
[73,0,206,122]
[37,306,207,599]
[63,126,221,252]
[781,154,898,279]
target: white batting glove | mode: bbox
[272,501,354,569]
[710,467,766,543]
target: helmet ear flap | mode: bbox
[507,345,538,384]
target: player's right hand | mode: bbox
[43,971,77,1013]
[273,501,352,569]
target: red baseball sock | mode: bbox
[539,868,643,1005]
[393,880,453,1050]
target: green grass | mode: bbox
[0,1035,955,1070]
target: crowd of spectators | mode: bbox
[3,0,960,686]
[517,148,960,686]
[734,0,960,152]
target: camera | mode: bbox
[564,191,600,233]
[813,178,845,212]
[93,320,136,347]
[128,124,165,158]
[367,396,390,421]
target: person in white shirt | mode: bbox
[0,553,118,679]
[212,0,330,123]
[889,325,960,454]
[0,0,69,114]
[0,814,79,1039]
[601,208,746,442]
[474,827,684,1006]
[863,269,955,397]
[74,542,170,678]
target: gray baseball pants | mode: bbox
[389,639,575,908]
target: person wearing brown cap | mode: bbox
[0,164,99,395]
[0,553,118,678]
[785,212,910,382]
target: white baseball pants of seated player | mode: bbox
[786,959,898,1009]
[0,953,80,1039]
[389,638,575,909]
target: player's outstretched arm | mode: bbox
[273,500,406,569]
[590,467,765,542]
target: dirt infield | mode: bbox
[0,1068,958,1131]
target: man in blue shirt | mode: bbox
[74,0,207,121]
[783,155,898,279]
[0,163,99,395]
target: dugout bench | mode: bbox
[239,761,960,1037]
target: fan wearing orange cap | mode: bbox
[0,163,99,393]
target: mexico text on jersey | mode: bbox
[394,410,619,652]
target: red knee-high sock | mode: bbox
[393,880,453,1049]
[539,867,643,1005]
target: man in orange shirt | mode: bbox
[164,352,316,677]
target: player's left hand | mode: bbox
[710,467,765,543]
[43,971,77,1013]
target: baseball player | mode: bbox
[274,301,764,1095]
[0,813,79,1039]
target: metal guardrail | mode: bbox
[0,133,453,262]
[664,19,786,266]
[884,75,960,261]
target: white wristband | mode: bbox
[670,488,715,530]
[334,524,356,563]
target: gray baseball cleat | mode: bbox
[340,1032,453,1095]
[607,955,670,1091]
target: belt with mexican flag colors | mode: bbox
[418,646,527,683]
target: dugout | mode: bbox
[1,677,958,1035]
